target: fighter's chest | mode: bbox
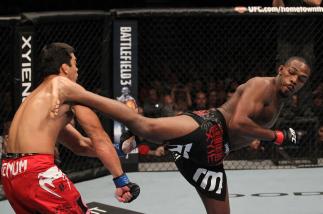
[255,102,283,128]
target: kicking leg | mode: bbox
[129,114,199,142]
[76,91,199,142]
[115,115,199,155]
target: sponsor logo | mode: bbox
[206,124,225,164]
[21,35,32,101]
[193,167,223,193]
[247,6,323,13]
[1,159,28,177]
[289,128,297,144]
[168,143,192,159]
[120,26,132,87]
[38,166,71,198]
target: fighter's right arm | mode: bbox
[229,78,297,145]
[228,78,277,141]
[229,78,298,145]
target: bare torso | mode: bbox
[218,77,284,151]
[6,76,73,154]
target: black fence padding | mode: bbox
[0,17,20,201]
[0,18,20,131]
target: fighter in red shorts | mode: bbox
[1,43,139,213]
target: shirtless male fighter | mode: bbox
[1,43,139,213]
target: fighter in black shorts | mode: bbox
[166,110,230,201]
[79,56,311,214]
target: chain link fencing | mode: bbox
[0,9,323,188]
[113,9,323,170]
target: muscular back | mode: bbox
[218,77,283,150]
[6,76,73,154]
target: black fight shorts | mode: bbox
[167,110,230,166]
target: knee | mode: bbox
[135,118,162,142]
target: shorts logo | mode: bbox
[167,143,192,159]
[38,166,71,198]
[194,110,209,117]
[193,168,223,193]
[205,124,225,164]
[1,160,28,178]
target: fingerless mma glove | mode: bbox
[273,128,297,145]
[113,173,140,203]
[114,130,140,157]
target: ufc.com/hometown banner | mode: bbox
[112,20,138,157]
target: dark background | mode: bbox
[0,0,272,15]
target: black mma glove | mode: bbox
[114,130,141,157]
[114,130,134,157]
[120,130,134,143]
[113,173,140,203]
[273,128,297,145]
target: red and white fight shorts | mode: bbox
[1,154,90,214]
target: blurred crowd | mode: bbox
[138,77,236,118]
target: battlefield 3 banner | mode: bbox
[112,20,139,167]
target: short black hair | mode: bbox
[38,42,75,79]
[284,56,311,71]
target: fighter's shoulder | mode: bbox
[47,76,84,100]
[50,76,83,94]
[245,77,272,89]
[51,76,74,88]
